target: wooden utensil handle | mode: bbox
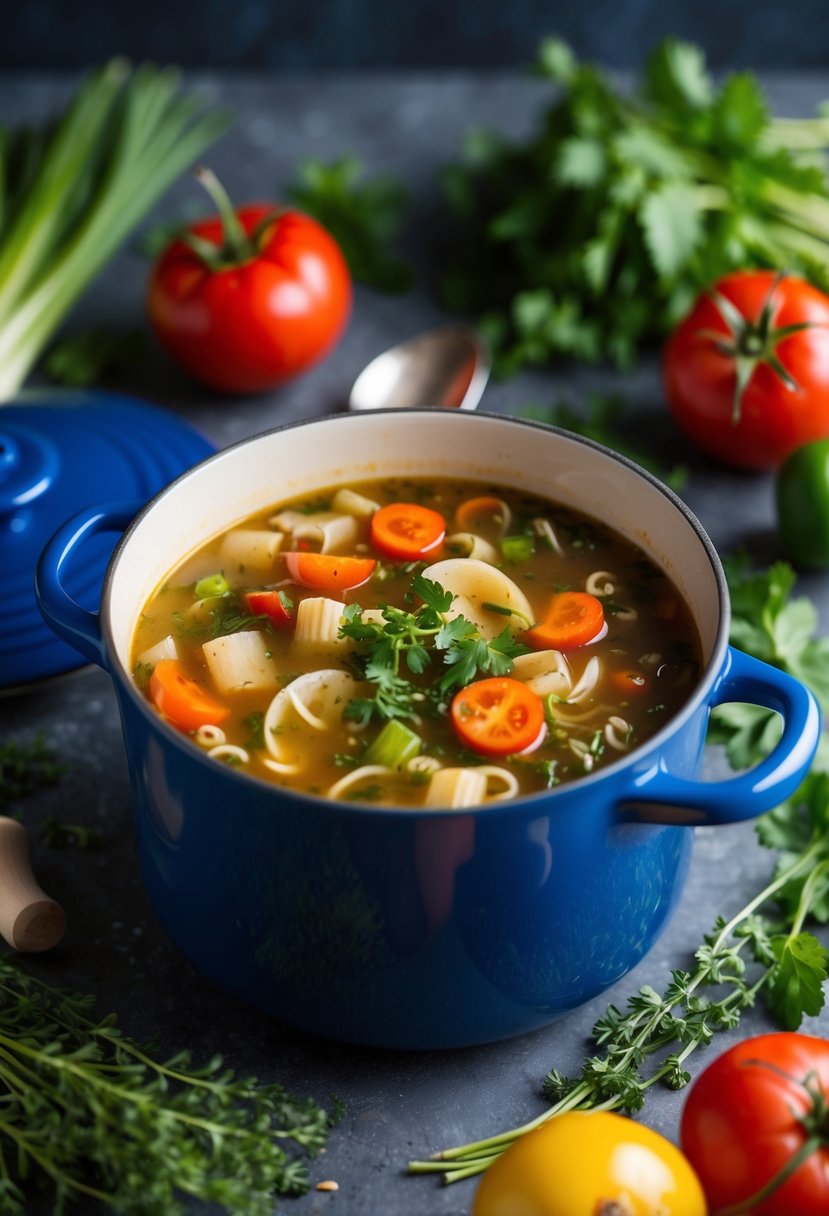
[0,818,66,952]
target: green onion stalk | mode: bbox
[0,59,229,401]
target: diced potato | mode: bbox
[217,530,283,583]
[202,630,279,694]
[137,635,179,667]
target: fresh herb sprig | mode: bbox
[709,555,829,769]
[0,735,62,815]
[286,156,414,293]
[0,956,334,1215]
[441,37,829,374]
[409,769,829,1184]
[340,573,528,724]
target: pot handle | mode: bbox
[35,501,141,670]
[620,646,820,827]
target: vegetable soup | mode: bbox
[131,479,701,807]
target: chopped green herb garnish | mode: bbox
[344,783,385,802]
[243,712,266,751]
[132,661,154,689]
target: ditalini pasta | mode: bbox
[131,477,701,807]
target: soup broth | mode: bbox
[131,478,701,807]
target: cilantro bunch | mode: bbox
[340,573,528,725]
[442,37,829,373]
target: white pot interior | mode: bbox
[106,412,724,676]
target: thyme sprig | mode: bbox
[409,770,829,1184]
[0,958,335,1214]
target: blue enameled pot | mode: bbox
[35,411,820,1049]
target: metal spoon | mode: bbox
[348,324,490,412]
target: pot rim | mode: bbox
[101,408,730,819]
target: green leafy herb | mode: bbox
[172,597,267,641]
[40,817,102,850]
[0,735,62,815]
[286,156,414,292]
[132,661,154,690]
[516,394,688,491]
[43,328,146,388]
[410,767,829,1184]
[0,60,228,401]
[0,956,335,1214]
[709,556,829,767]
[243,711,266,750]
[341,574,528,722]
[440,36,829,375]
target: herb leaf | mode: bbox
[767,932,829,1029]
[286,156,414,293]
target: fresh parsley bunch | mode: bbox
[442,37,829,373]
[340,573,528,725]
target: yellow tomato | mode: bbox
[471,1111,707,1216]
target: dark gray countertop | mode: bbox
[1,71,828,1216]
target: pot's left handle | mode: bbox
[35,501,142,670]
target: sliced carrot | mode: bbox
[283,552,376,591]
[454,496,507,533]
[610,669,650,696]
[525,591,605,651]
[149,659,229,731]
[450,676,546,758]
[245,589,294,628]
[370,502,446,561]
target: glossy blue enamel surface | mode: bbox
[101,645,816,1048]
[1,393,212,689]
[34,433,822,1047]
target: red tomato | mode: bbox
[663,270,829,470]
[680,1032,829,1215]
[370,502,446,561]
[450,677,546,757]
[244,590,294,628]
[283,552,376,592]
[148,176,351,394]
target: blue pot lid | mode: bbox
[1,391,214,692]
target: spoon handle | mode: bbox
[0,818,66,952]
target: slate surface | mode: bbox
[1,71,828,1215]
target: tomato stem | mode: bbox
[714,1133,824,1215]
[193,166,252,264]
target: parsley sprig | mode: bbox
[410,768,829,1183]
[441,37,829,374]
[709,555,829,769]
[340,573,529,725]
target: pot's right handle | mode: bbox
[35,501,141,670]
[621,646,821,827]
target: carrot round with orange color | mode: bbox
[525,591,605,651]
[149,659,229,731]
[611,669,649,696]
[370,501,446,560]
[283,552,376,591]
[454,496,508,533]
[450,677,546,758]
